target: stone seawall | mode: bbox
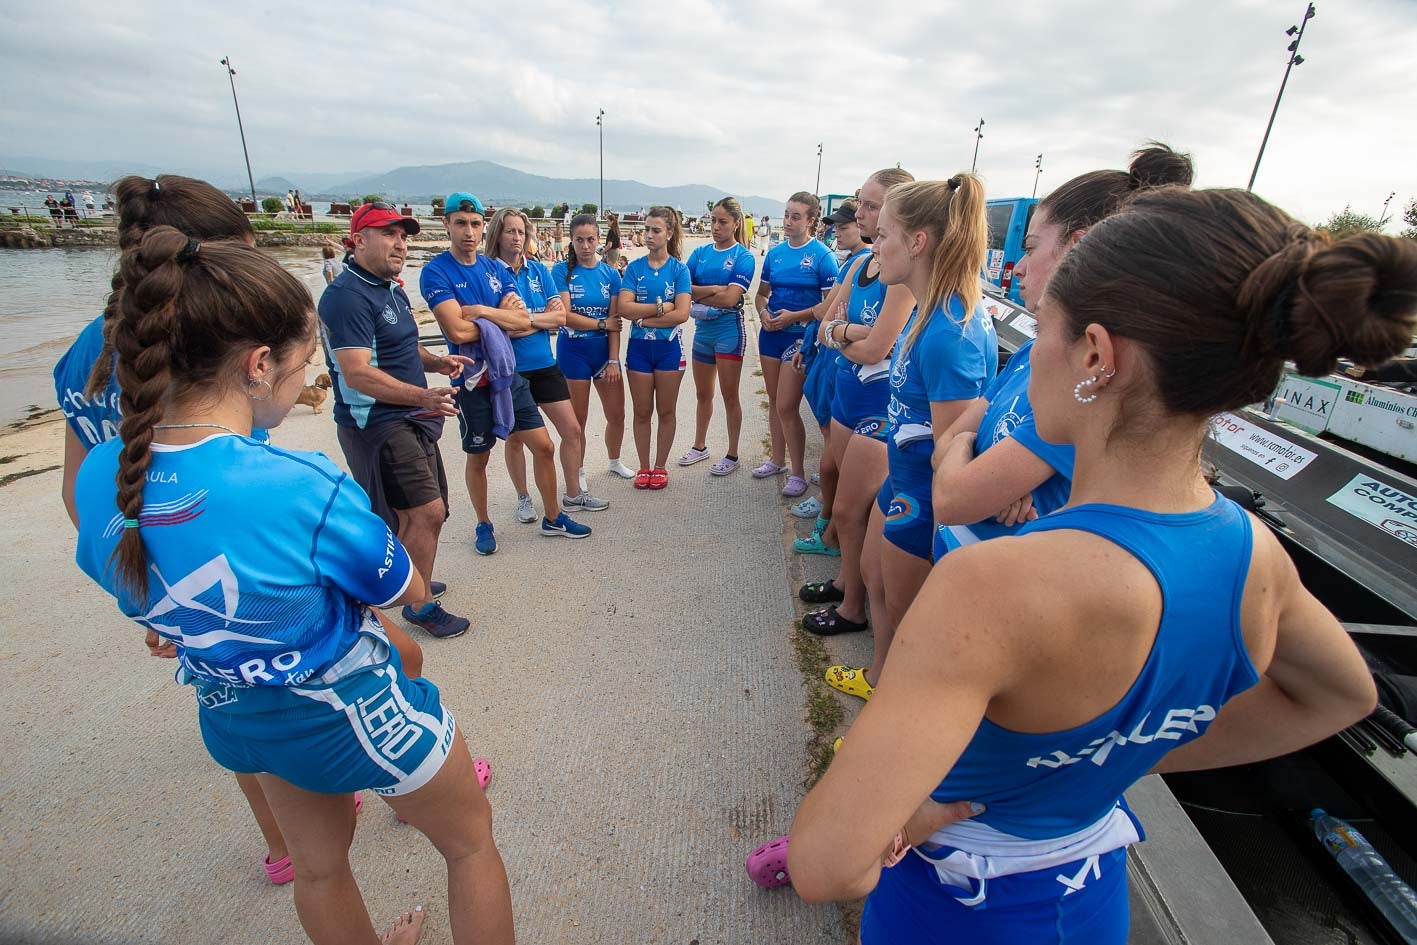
[0,225,451,250]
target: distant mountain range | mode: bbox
[0,155,782,216]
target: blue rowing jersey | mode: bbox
[54,314,121,448]
[508,257,558,371]
[420,251,518,380]
[74,434,414,688]
[761,238,838,331]
[835,252,892,377]
[686,242,755,320]
[552,260,621,339]
[930,494,1260,840]
[938,340,1074,552]
[887,295,997,450]
[621,255,691,341]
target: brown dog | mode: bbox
[296,373,333,413]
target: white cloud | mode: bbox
[0,0,1413,225]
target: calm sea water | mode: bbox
[0,245,370,426]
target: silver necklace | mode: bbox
[153,422,246,436]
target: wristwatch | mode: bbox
[597,317,607,332]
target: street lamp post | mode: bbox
[597,109,605,218]
[815,143,823,195]
[1378,191,1397,228]
[1247,4,1316,192]
[972,119,985,173]
[1032,154,1043,199]
[219,57,257,207]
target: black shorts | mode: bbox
[378,423,446,510]
[456,376,544,454]
[519,364,571,405]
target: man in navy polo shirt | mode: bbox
[318,200,475,639]
[420,192,594,556]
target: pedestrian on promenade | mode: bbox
[75,229,514,945]
[618,205,692,489]
[680,196,755,475]
[788,185,1417,945]
[552,213,636,485]
[752,192,839,497]
[420,194,593,556]
[55,173,431,890]
[319,201,475,639]
[796,171,915,642]
[552,220,564,258]
[604,211,623,254]
[321,244,344,284]
[486,207,603,528]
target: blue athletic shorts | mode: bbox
[456,375,543,455]
[877,443,935,560]
[758,327,803,362]
[627,337,685,373]
[557,332,611,381]
[861,846,1130,945]
[831,365,890,441]
[195,622,457,798]
[691,314,746,365]
[804,348,838,428]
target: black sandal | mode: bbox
[799,579,845,604]
[803,605,869,636]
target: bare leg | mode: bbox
[833,430,889,624]
[394,498,446,612]
[776,361,807,478]
[862,502,890,688]
[626,370,656,469]
[502,433,529,498]
[235,772,287,863]
[594,374,626,463]
[717,355,745,457]
[541,399,583,493]
[386,731,514,945]
[818,423,838,514]
[566,379,591,456]
[761,355,784,466]
[652,368,686,468]
[690,358,716,450]
[883,540,934,635]
[462,452,492,525]
[521,427,560,517]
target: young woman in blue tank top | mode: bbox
[787,187,1416,944]
[930,145,1195,562]
[617,206,692,490]
[552,214,635,485]
[680,197,756,475]
[51,174,426,893]
[74,232,514,944]
[797,170,918,651]
[752,192,840,497]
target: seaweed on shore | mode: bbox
[0,464,58,487]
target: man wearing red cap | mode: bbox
[318,201,475,639]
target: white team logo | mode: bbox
[722,258,735,271]
[800,254,816,269]
[381,304,398,325]
[890,350,910,389]
[139,554,275,649]
[488,274,503,293]
[992,395,1024,444]
[859,300,881,325]
[528,275,542,293]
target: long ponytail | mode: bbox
[647,205,684,259]
[889,175,988,352]
[567,212,599,281]
[713,196,747,249]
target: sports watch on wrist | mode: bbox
[597,317,607,332]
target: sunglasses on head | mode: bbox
[454,200,482,215]
[361,200,397,212]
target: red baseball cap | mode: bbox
[350,201,421,236]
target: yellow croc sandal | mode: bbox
[825,665,874,701]
[832,736,844,754]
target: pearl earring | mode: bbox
[1073,367,1115,405]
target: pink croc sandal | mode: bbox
[746,836,791,889]
[264,853,294,885]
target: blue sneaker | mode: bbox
[429,581,446,600]
[401,601,471,639]
[541,512,592,539]
[474,521,497,556]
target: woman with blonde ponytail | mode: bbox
[74,229,513,945]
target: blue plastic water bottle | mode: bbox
[1311,808,1417,943]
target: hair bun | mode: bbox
[1282,233,1417,376]
[1128,143,1195,190]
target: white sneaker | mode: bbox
[607,458,635,480]
[515,494,537,524]
[579,467,588,493]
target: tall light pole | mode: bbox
[1247,4,1316,192]
[219,57,256,206]
[971,119,985,173]
[815,143,823,195]
[1378,191,1397,228]
[1032,154,1043,199]
[596,109,605,218]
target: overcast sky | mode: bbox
[1,0,1413,225]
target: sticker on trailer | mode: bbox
[1268,374,1339,435]
[1209,412,1317,480]
[1010,312,1037,338]
[1326,474,1417,548]
[982,299,1015,324]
